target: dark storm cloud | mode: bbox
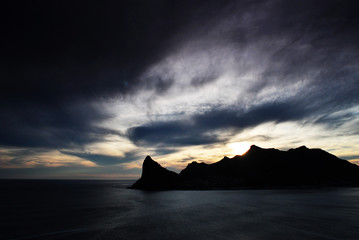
[128,99,312,147]
[0,0,238,149]
[1,0,359,151]
[127,121,220,147]
[193,101,310,130]
[61,151,140,165]
[0,0,234,102]
[0,102,122,148]
[315,111,357,127]
[128,86,358,148]
[226,1,359,105]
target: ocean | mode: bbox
[1,180,359,240]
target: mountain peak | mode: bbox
[243,145,263,155]
[250,145,262,150]
[288,146,309,152]
[130,156,179,190]
[143,156,159,166]
[143,155,161,170]
[130,146,359,190]
[297,145,308,150]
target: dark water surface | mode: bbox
[1,180,359,240]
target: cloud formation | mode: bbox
[61,151,140,166]
[124,0,359,151]
[127,99,311,147]
[1,0,359,176]
[0,102,121,148]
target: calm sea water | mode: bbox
[1,180,359,240]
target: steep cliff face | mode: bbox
[130,146,359,190]
[130,156,180,189]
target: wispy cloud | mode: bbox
[1,0,359,177]
[61,151,140,166]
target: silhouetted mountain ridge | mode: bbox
[130,145,359,190]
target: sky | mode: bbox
[1,0,359,179]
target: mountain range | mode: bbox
[130,145,359,190]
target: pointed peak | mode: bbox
[249,145,262,151]
[241,145,264,156]
[143,155,161,169]
[141,155,172,177]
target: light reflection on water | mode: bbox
[1,180,359,240]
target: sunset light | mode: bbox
[2,1,359,240]
[229,142,251,155]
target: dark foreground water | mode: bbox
[1,180,359,240]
